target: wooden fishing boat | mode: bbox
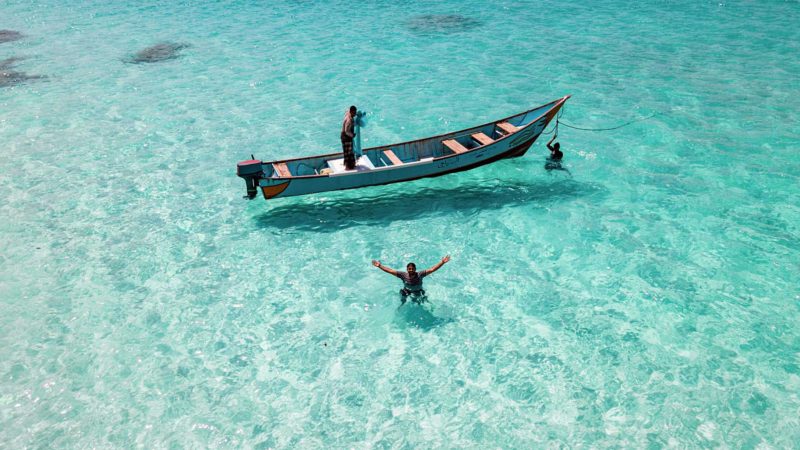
[237,95,570,200]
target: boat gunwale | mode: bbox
[262,95,570,181]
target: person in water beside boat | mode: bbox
[547,135,563,160]
[341,105,358,170]
[372,256,451,300]
[544,134,570,175]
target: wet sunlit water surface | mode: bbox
[1,0,799,447]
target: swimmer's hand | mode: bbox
[426,255,451,274]
[373,260,398,276]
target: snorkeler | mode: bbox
[372,256,451,300]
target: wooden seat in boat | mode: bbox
[471,132,494,146]
[443,139,468,154]
[383,149,403,166]
[497,122,519,135]
[273,162,292,178]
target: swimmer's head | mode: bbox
[407,263,416,274]
[552,142,560,151]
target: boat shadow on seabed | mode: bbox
[254,178,605,234]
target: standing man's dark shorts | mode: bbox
[341,132,355,170]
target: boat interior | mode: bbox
[264,100,559,178]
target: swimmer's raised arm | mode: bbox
[547,134,557,150]
[372,260,398,276]
[425,255,450,274]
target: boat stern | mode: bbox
[236,159,264,199]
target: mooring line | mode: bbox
[544,105,664,134]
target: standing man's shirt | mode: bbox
[395,270,430,292]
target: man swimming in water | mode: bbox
[372,256,451,300]
[545,134,571,175]
[546,135,563,160]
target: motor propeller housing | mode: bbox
[237,159,263,199]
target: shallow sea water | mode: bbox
[1,0,799,447]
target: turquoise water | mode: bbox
[2,0,799,447]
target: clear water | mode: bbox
[2,0,799,447]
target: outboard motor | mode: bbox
[237,158,263,199]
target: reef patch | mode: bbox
[406,14,481,34]
[127,42,190,64]
[0,30,24,44]
[0,57,47,88]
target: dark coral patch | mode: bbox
[0,57,47,88]
[127,42,190,64]
[406,14,481,34]
[0,30,24,44]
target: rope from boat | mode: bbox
[543,102,664,134]
[557,111,663,132]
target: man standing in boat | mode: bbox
[341,105,358,170]
[372,256,451,300]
